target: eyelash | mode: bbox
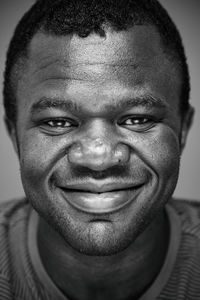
[44,119,77,128]
[38,118,79,133]
[38,115,158,135]
[121,117,149,125]
[118,115,158,131]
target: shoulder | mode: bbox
[0,198,29,225]
[169,198,200,238]
[0,198,30,250]
[0,199,31,297]
[0,198,30,266]
[169,197,200,213]
[0,198,30,251]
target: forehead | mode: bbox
[30,25,161,65]
[18,25,182,113]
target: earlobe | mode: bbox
[4,116,19,157]
[180,105,194,152]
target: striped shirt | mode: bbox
[0,198,200,300]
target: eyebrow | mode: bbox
[31,97,79,114]
[30,95,169,115]
[108,95,169,112]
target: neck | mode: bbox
[37,210,169,300]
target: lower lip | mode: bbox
[60,187,142,214]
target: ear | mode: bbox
[180,105,194,152]
[4,116,19,157]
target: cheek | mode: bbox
[19,134,66,186]
[131,126,181,180]
[151,129,180,175]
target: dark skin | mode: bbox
[9,25,193,299]
[38,208,169,299]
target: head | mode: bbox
[3,0,194,255]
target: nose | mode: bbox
[68,136,130,171]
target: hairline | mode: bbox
[10,23,185,125]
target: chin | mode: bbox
[28,178,169,257]
[72,226,134,256]
[52,215,148,256]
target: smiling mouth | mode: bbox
[59,185,143,214]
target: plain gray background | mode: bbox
[0,0,199,201]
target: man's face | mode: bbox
[14,25,185,255]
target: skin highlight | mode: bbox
[9,25,193,300]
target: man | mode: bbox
[1,0,199,299]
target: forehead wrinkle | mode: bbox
[29,39,139,74]
[65,63,140,82]
[67,62,139,67]
[29,33,140,71]
[30,62,141,85]
[33,60,139,72]
[32,58,62,74]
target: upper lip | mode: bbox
[59,180,144,193]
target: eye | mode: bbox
[39,118,78,134]
[124,117,149,125]
[119,116,156,131]
[45,119,74,128]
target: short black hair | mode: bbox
[3,0,190,125]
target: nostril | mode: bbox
[114,144,130,164]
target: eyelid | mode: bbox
[40,117,79,126]
[118,114,156,123]
[45,119,73,128]
[118,114,160,132]
[123,117,149,125]
[33,117,79,136]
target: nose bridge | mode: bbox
[85,118,111,140]
[68,119,130,170]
